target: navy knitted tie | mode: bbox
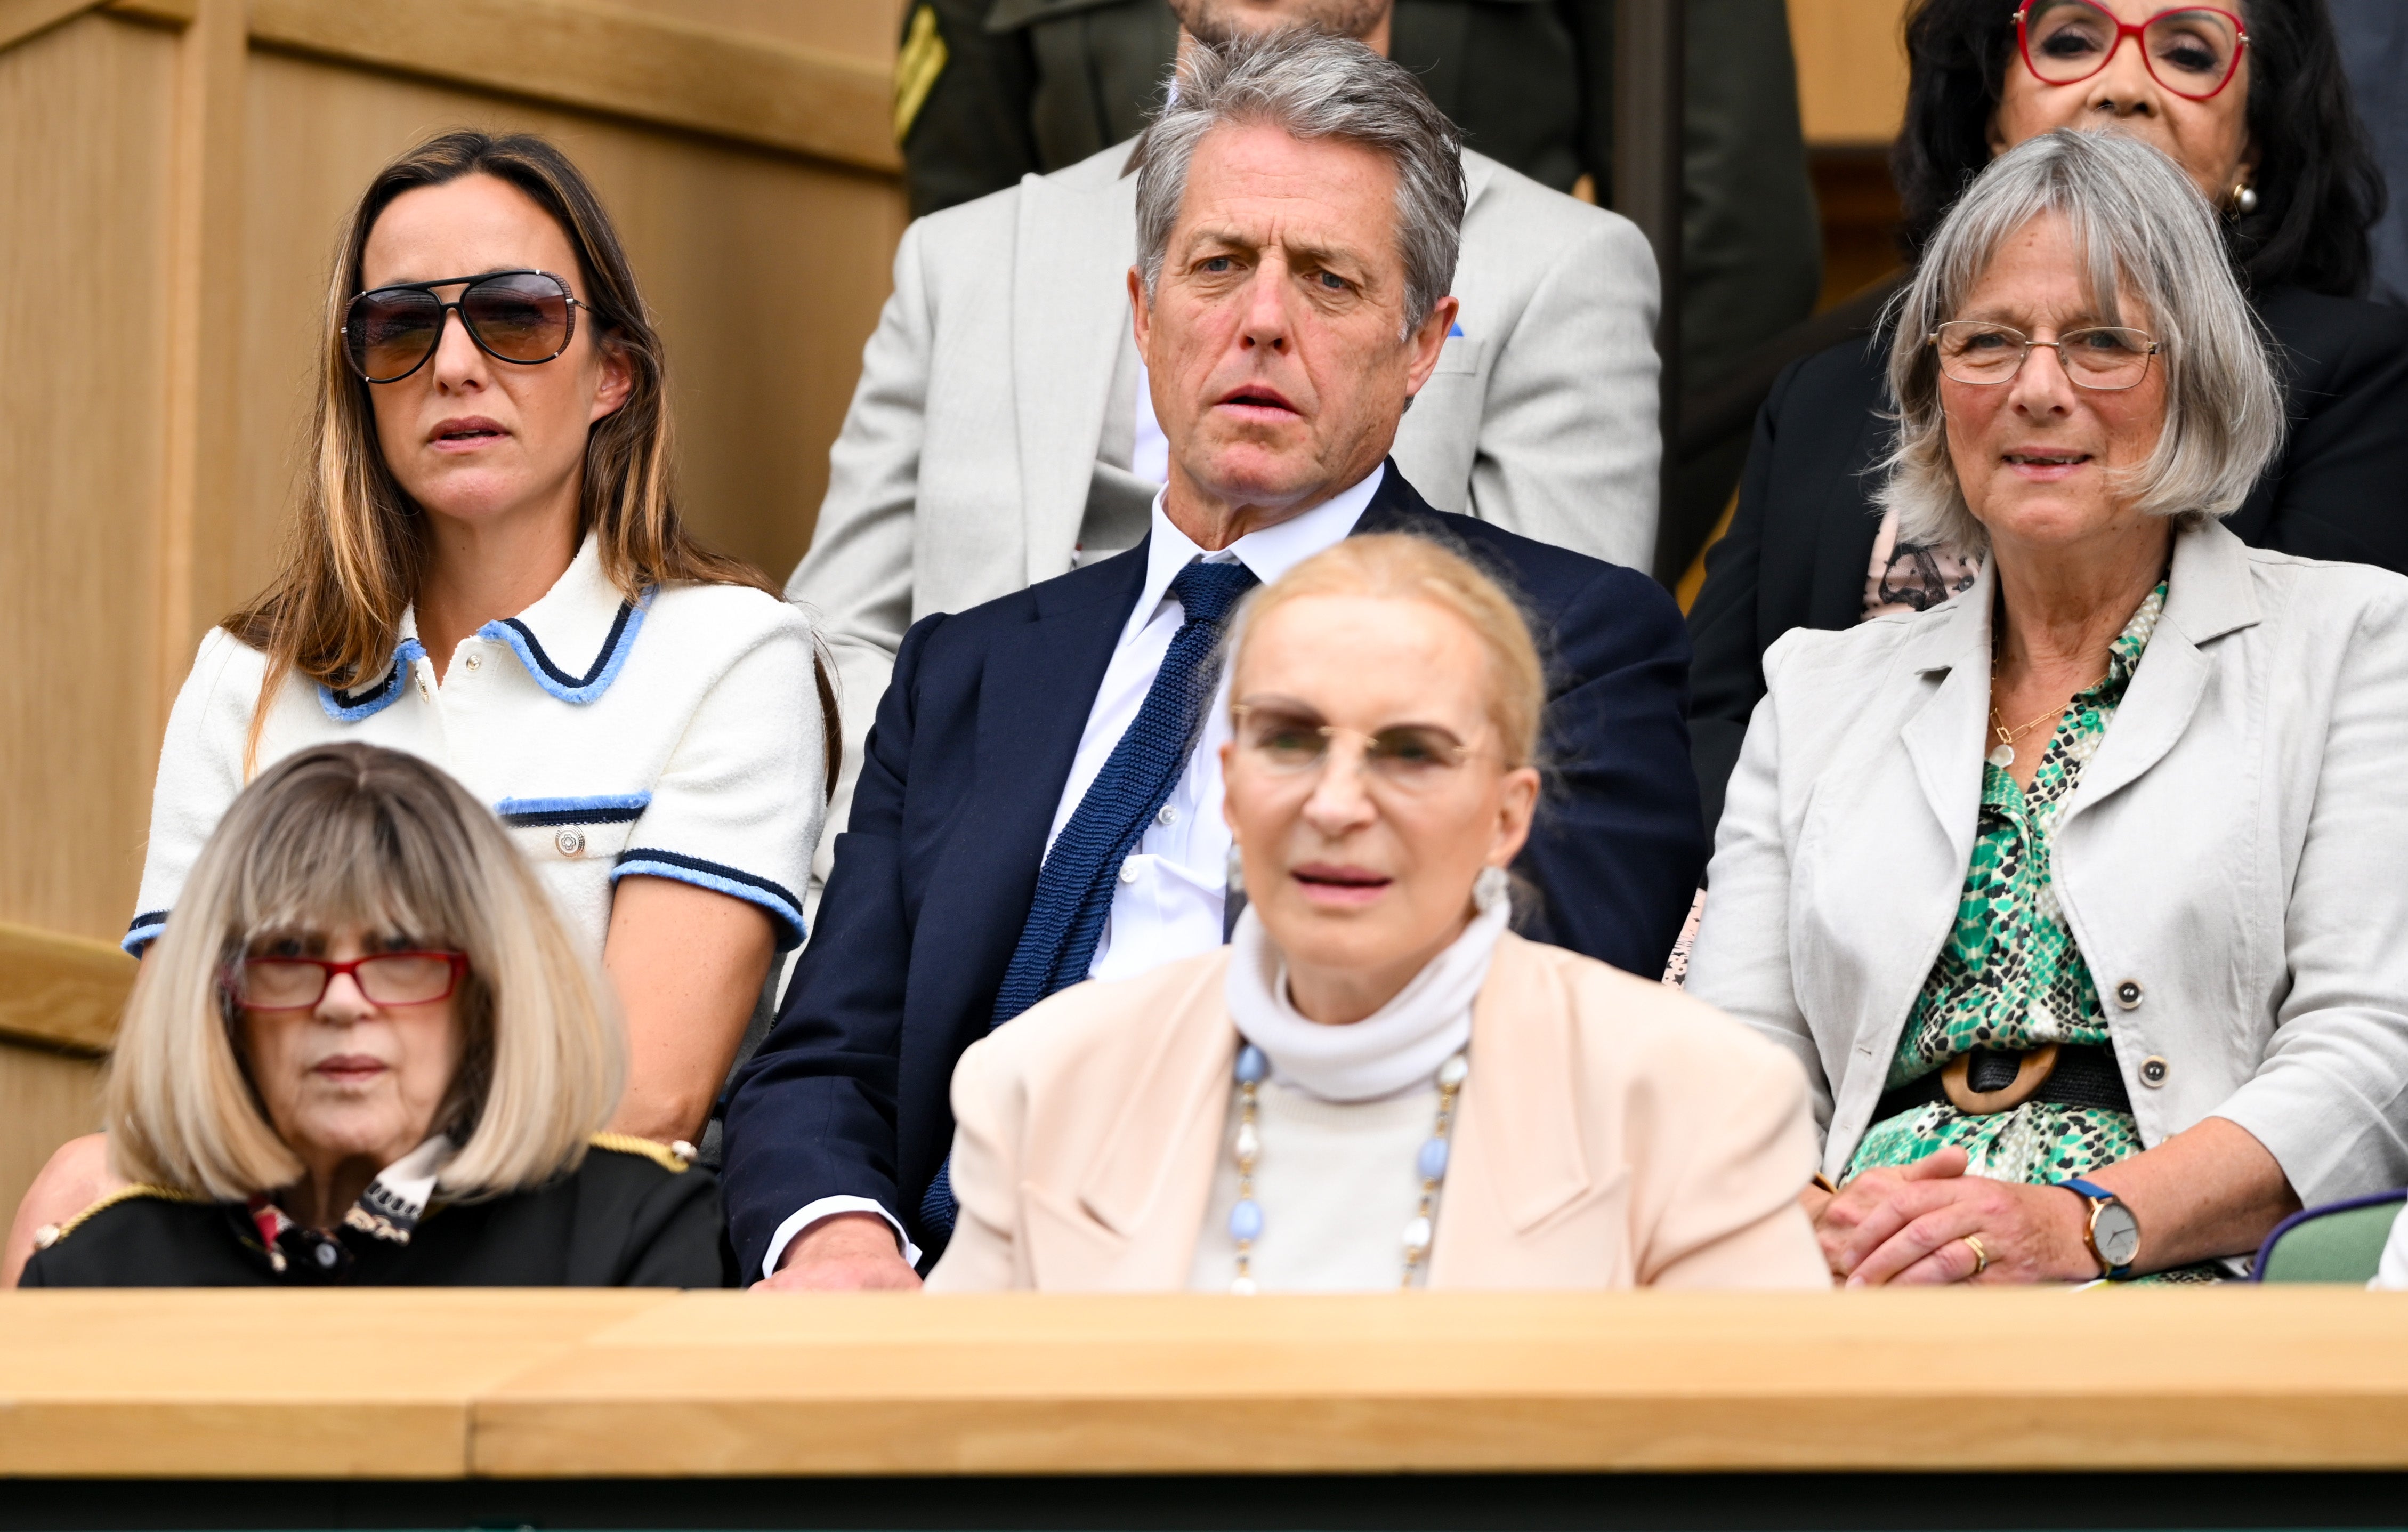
[920,557,1258,1239]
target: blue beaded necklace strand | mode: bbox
[1225,1043,1469,1294]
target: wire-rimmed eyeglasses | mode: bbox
[1929,321,2161,390]
[1231,704,1485,795]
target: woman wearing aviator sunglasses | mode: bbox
[6,131,833,1273]
[17,745,728,1287]
[924,536,1825,1293]
[1687,0,2406,835]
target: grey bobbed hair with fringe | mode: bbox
[1876,128,2287,553]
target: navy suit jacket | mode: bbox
[722,465,1705,1275]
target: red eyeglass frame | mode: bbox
[2015,1,2251,102]
[222,951,469,1011]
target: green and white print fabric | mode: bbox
[1846,583,2167,1190]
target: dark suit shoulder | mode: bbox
[1768,328,1889,423]
[2257,285,2408,391]
[1359,472,1680,642]
[540,1137,732,1288]
[18,1187,252,1287]
[904,544,1147,655]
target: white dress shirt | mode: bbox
[1049,468,1378,981]
[765,466,1380,1280]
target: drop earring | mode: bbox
[1473,864,1510,914]
[1225,841,1244,895]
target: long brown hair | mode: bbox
[226,131,837,791]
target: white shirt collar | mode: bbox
[1123,463,1384,645]
[362,532,649,710]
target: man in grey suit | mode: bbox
[794,0,1661,870]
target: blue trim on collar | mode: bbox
[611,848,805,950]
[123,910,168,958]
[496,793,653,827]
[479,592,649,705]
[318,638,428,722]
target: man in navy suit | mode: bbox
[725,29,1703,1289]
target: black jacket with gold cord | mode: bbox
[19,1136,733,1288]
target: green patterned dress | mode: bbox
[1845,584,2201,1276]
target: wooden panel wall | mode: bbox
[1788,0,1912,146]
[1787,0,1913,307]
[0,0,908,1227]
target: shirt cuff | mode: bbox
[763,1195,922,1282]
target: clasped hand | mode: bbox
[1804,1149,2100,1286]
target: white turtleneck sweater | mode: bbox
[1186,894,1509,1293]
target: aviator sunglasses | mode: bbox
[342,269,582,384]
[2016,1,2250,101]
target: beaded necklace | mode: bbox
[1225,1042,1469,1294]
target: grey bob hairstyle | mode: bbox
[107,744,623,1201]
[1878,129,2286,552]
[1132,27,1467,337]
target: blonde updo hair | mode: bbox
[1227,534,1544,771]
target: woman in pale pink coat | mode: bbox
[927,535,1827,1293]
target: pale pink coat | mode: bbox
[926,932,1829,1292]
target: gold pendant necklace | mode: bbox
[1987,669,2106,768]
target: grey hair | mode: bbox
[1877,129,2287,552]
[1132,28,1466,338]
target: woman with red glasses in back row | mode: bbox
[19,745,728,1287]
[3,131,831,1280]
[1686,0,2407,833]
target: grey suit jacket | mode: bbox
[1687,520,2408,1210]
[790,140,1661,867]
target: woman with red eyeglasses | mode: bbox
[13,745,728,1287]
[1687,0,2406,833]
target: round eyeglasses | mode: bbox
[2016,2,2249,102]
[1929,321,2161,390]
[226,951,468,1011]
[341,269,580,384]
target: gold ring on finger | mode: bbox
[1962,1233,1990,1278]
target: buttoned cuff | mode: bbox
[763,1196,922,1282]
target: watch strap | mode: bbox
[2054,1178,2134,1278]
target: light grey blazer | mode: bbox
[789,140,1661,873]
[1686,520,2408,1208]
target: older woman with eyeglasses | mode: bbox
[1688,129,2408,1286]
[1687,0,2408,835]
[14,745,728,1288]
[925,535,1825,1293]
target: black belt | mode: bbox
[1873,1042,2134,1124]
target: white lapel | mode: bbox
[2059,520,2259,820]
[1896,564,1995,870]
[1012,149,1145,588]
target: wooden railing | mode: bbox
[6,1288,2408,1479]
